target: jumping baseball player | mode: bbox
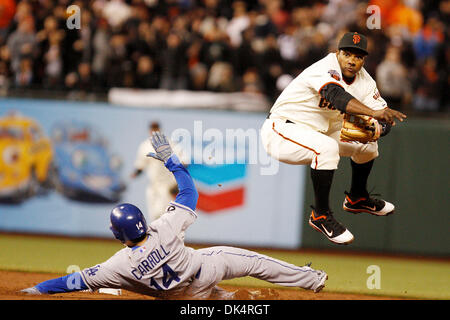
[20,132,327,299]
[260,32,407,245]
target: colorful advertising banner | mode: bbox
[0,98,305,248]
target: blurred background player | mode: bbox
[130,121,179,222]
[20,131,328,299]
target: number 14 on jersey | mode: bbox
[149,263,180,290]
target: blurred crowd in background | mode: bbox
[0,0,448,112]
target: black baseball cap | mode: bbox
[338,32,368,55]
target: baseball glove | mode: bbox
[340,114,382,143]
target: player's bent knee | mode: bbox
[314,154,340,170]
[351,142,379,163]
[313,140,340,170]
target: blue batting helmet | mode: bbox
[110,203,148,242]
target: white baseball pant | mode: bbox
[260,118,379,170]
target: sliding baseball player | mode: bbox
[21,132,328,299]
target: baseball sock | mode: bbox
[310,168,334,214]
[350,159,374,197]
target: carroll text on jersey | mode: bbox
[131,245,170,280]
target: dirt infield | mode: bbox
[0,270,402,300]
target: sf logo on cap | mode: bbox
[353,33,361,44]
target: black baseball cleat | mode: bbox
[343,191,395,216]
[308,207,354,245]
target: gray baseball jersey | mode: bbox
[81,201,325,299]
[81,201,201,298]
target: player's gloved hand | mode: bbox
[340,114,381,143]
[146,131,173,163]
[20,287,42,295]
[379,120,392,137]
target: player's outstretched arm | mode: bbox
[319,83,406,125]
[346,98,406,125]
[21,272,88,295]
[147,131,198,211]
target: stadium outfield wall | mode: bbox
[0,98,305,249]
[1,97,448,256]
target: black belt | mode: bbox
[267,113,294,124]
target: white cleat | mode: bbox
[309,208,354,245]
[343,192,395,216]
[313,271,328,293]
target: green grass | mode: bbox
[0,234,122,273]
[1,234,449,299]
[221,250,450,300]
